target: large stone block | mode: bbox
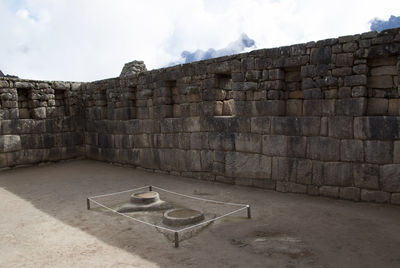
[328,116,353,138]
[200,116,250,132]
[276,181,307,193]
[253,100,286,116]
[340,139,364,162]
[354,116,400,140]
[394,141,400,164]
[250,117,271,134]
[262,135,288,156]
[310,47,332,65]
[361,189,390,203]
[271,116,301,136]
[208,132,235,151]
[339,187,360,201]
[335,98,367,116]
[235,133,262,153]
[353,163,380,190]
[319,186,339,198]
[323,162,353,186]
[303,100,322,116]
[380,164,400,192]
[367,98,389,115]
[287,136,307,158]
[335,53,354,67]
[272,157,297,181]
[0,135,21,152]
[225,152,271,179]
[307,137,340,161]
[365,140,393,164]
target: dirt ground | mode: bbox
[0,160,400,268]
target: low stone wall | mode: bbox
[0,78,84,167]
[1,27,400,205]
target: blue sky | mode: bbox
[0,0,399,81]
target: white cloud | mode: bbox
[0,0,399,82]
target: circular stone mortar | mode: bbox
[162,208,205,227]
[130,191,160,204]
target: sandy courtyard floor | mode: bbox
[0,159,399,268]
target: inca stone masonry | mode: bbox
[1,28,400,204]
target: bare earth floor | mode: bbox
[0,160,400,268]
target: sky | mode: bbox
[0,0,399,82]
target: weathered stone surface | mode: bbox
[276,181,307,193]
[310,47,331,65]
[394,141,400,164]
[391,193,400,205]
[32,107,46,119]
[341,139,363,162]
[323,162,353,186]
[0,135,21,152]
[361,189,390,203]
[365,140,393,164]
[353,164,380,190]
[319,186,339,198]
[262,135,287,156]
[335,98,367,116]
[380,164,400,192]
[344,75,367,86]
[354,116,400,140]
[339,187,360,201]
[328,116,353,138]
[235,133,262,153]
[251,117,271,134]
[225,152,271,179]
[307,137,340,161]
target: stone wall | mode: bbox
[0,78,84,167]
[1,27,400,205]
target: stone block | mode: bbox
[225,152,271,179]
[361,189,390,203]
[296,159,313,184]
[303,100,322,116]
[254,100,286,116]
[271,116,301,136]
[262,135,288,156]
[287,136,307,158]
[307,137,340,161]
[303,88,322,99]
[388,99,400,116]
[354,116,400,140]
[328,116,353,138]
[299,117,321,136]
[0,135,21,152]
[182,117,200,132]
[368,75,394,89]
[352,64,368,75]
[332,67,352,76]
[235,133,262,153]
[391,193,400,205]
[340,187,360,201]
[394,141,400,164]
[310,47,332,65]
[335,98,367,116]
[352,86,367,97]
[340,139,364,162]
[276,181,307,193]
[251,117,271,134]
[268,69,285,80]
[353,163,380,190]
[344,75,367,86]
[365,140,393,164]
[370,65,397,76]
[286,100,303,116]
[190,133,208,150]
[335,53,354,67]
[272,157,296,181]
[33,107,46,119]
[200,116,250,132]
[319,186,339,198]
[323,162,353,186]
[380,164,400,192]
[208,132,235,151]
[367,98,388,115]
[307,185,320,196]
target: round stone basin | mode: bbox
[130,191,160,204]
[163,208,205,227]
